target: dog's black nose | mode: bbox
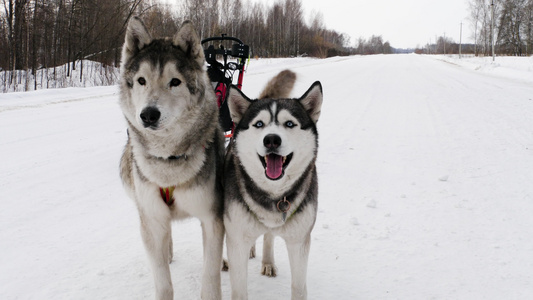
[140,106,161,127]
[263,134,281,150]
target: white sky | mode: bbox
[257,0,471,49]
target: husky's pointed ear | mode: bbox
[123,17,152,58]
[227,86,252,125]
[173,21,204,66]
[299,81,323,123]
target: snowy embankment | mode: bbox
[1,54,533,299]
[1,60,119,93]
[429,54,533,84]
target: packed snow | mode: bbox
[1,54,533,299]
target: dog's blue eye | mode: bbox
[170,78,181,87]
[285,121,296,128]
[254,121,264,128]
[138,77,146,86]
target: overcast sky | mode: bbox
[258,0,471,49]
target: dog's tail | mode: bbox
[259,70,296,99]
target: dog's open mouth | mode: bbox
[259,153,293,180]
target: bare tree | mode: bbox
[498,0,527,55]
[525,0,533,54]
[469,0,485,55]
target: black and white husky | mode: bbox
[119,17,224,299]
[224,70,323,300]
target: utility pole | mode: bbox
[459,22,463,58]
[442,32,446,55]
[491,0,495,61]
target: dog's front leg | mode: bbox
[286,233,311,300]
[261,232,277,277]
[200,216,224,300]
[139,211,173,300]
[226,233,254,300]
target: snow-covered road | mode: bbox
[1,54,533,299]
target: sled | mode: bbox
[201,35,250,137]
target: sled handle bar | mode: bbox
[202,36,250,60]
[201,36,244,45]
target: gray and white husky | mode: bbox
[224,70,323,300]
[119,17,224,300]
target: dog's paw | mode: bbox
[221,259,229,272]
[261,263,278,277]
[249,245,256,259]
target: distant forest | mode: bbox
[0,0,369,75]
[3,0,531,92]
[417,0,533,56]
[467,0,533,56]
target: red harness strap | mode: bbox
[159,187,175,206]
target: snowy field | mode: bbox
[1,54,533,299]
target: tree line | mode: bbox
[1,0,367,92]
[176,0,353,58]
[414,0,533,56]
[352,35,394,55]
[1,0,145,91]
[468,0,533,56]
[0,0,146,74]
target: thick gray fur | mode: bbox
[119,17,224,300]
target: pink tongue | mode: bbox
[266,154,283,179]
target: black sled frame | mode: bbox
[201,35,250,136]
